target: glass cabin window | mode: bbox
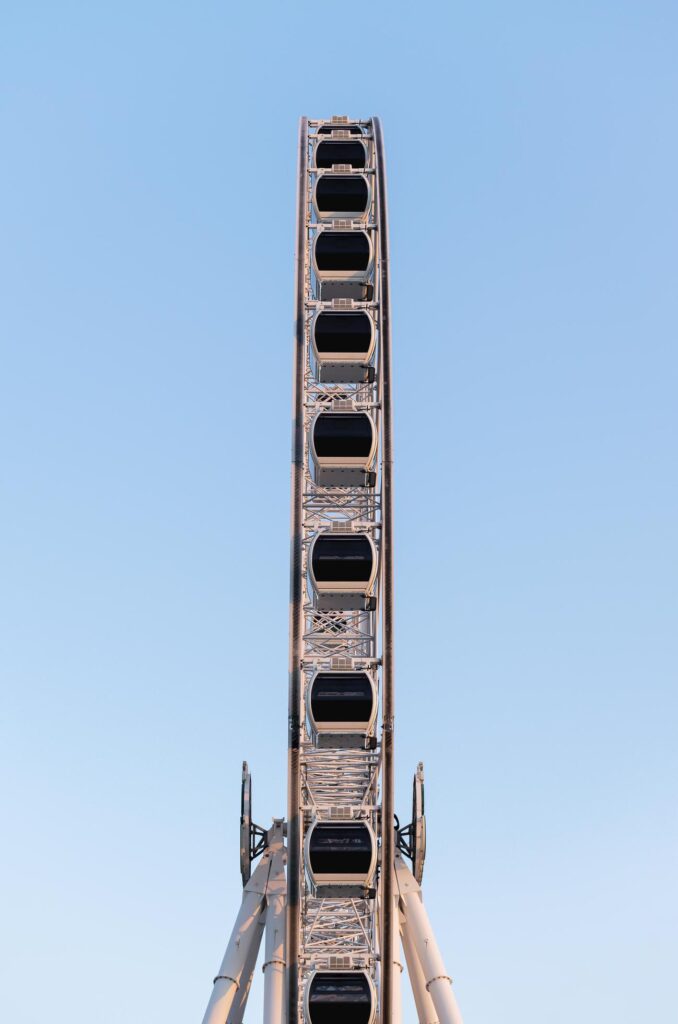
[313,414,373,458]
[312,535,373,583]
[308,973,372,1024]
[315,232,370,272]
[309,823,373,875]
[314,312,372,355]
[316,141,366,168]
[316,176,368,214]
[311,673,373,723]
[317,125,363,135]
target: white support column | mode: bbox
[229,905,267,1024]
[400,905,439,1024]
[400,895,464,1024]
[201,854,270,1024]
[263,893,286,1024]
[395,851,463,1024]
[262,823,287,1024]
[391,894,403,1024]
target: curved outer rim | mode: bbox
[313,136,369,171]
[311,308,376,367]
[309,409,378,472]
[412,762,426,884]
[239,762,252,885]
[303,969,377,1024]
[312,227,374,283]
[288,115,393,1024]
[308,531,378,598]
[303,818,378,892]
[312,171,372,222]
[306,669,378,739]
[286,116,308,1024]
[373,114,395,1024]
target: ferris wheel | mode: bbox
[201,117,464,1024]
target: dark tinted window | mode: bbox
[316,141,366,168]
[312,535,373,583]
[317,125,363,135]
[311,672,373,723]
[316,175,368,213]
[315,232,370,272]
[308,972,372,1024]
[314,312,372,355]
[313,414,373,458]
[309,823,373,875]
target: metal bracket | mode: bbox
[395,762,427,884]
[240,761,268,886]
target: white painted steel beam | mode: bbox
[201,857,268,1024]
[400,904,439,1024]
[391,893,403,1024]
[229,905,267,1024]
[396,853,464,1024]
[263,824,287,1024]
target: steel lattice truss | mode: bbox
[201,116,465,1024]
[295,118,384,1000]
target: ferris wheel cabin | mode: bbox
[315,138,367,169]
[304,971,376,1024]
[310,411,377,487]
[309,532,378,610]
[313,173,370,220]
[304,819,377,897]
[311,310,376,383]
[313,230,372,283]
[307,670,377,748]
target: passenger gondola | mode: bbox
[304,971,376,1024]
[305,819,377,897]
[313,230,372,284]
[309,532,378,610]
[316,124,363,135]
[307,671,377,748]
[311,309,376,382]
[310,411,377,486]
[315,138,367,169]
[313,173,370,220]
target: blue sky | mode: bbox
[1,2,676,1022]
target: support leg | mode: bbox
[262,820,287,1024]
[391,894,403,1024]
[395,851,463,1024]
[229,905,267,1024]
[263,891,286,1024]
[201,857,269,1024]
[400,892,464,1024]
[400,904,439,1024]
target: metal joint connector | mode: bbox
[425,974,452,990]
[212,974,239,988]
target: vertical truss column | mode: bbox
[286,115,308,1024]
[373,115,396,1024]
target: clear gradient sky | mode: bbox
[1,2,676,1022]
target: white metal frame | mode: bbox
[304,815,378,897]
[200,116,465,1024]
[305,668,378,748]
[308,407,378,485]
[312,170,372,222]
[310,305,377,381]
[303,968,377,1024]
